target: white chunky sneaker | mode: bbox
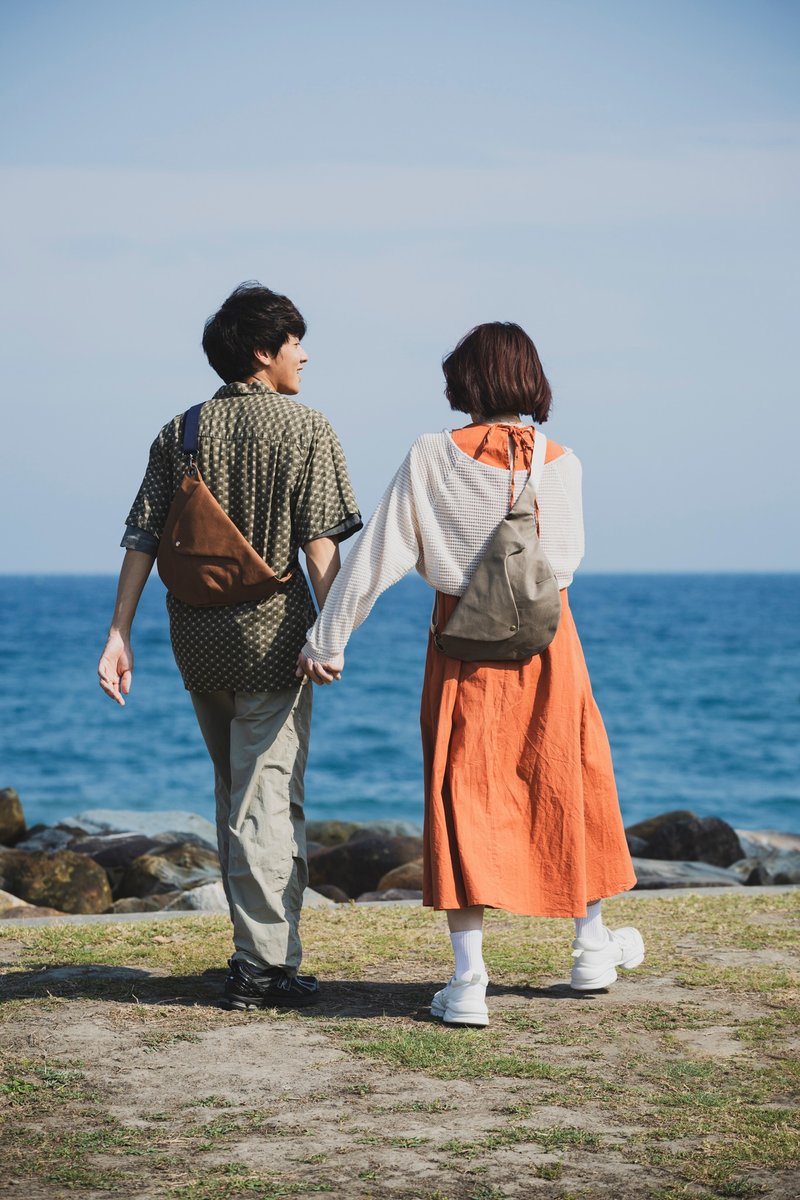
[430,971,489,1026]
[570,927,645,991]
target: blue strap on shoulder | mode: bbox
[182,402,205,455]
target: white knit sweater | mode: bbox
[303,429,585,664]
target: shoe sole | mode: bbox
[570,950,645,992]
[443,1011,489,1027]
[220,991,319,1010]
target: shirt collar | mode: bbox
[211,380,280,401]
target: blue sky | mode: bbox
[1,0,798,572]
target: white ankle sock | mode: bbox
[450,929,486,978]
[574,901,606,947]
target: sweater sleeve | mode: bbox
[303,447,421,663]
[538,450,585,586]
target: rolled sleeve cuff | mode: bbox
[304,512,363,545]
[120,526,159,555]
[301,638,344,668]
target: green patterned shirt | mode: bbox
[125,381,362,693]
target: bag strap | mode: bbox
[181,402,205,475]
[507,429,547,510]
[530,431,548,492]
[182,402,205,455]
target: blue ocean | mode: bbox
[1,574,798,835]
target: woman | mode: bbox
[297,322,642,1026]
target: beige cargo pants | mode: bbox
[190,682,312,974]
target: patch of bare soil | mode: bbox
[2,936,798,1200]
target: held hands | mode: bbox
[98,630,134,706]
[295,651,345,685]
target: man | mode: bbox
[97,282,361,1009]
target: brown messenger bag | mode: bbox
[156,402,292,607]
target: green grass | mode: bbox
[171,1173,336,1199]
[380,1098,454,1113]
[1,889,798,1198]
[326,1018,568,1080]
[2,890,798,987]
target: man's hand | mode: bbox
[295,652,344,685]
[98,549,155,707]
[98,630,134,706]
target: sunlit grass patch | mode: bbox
[0,889,798,1199]
[0,1058,94,1107]
[736,1006,800,1043]
[322,1017,568,1080]
[2,889,798,994]
[170,1170,336,1199]
[675,962,800,992]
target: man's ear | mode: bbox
[252,348,271,368]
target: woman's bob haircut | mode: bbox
[442,322,552,423]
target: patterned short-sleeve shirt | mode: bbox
[125,381,362,693]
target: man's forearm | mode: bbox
[302,537,341,611]
[109,549,156,635]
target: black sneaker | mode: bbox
[221,958,320,1010]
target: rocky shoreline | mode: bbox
[1,787,798,920]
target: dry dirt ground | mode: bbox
[0,892,798,1200]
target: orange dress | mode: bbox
[420,425,637,918]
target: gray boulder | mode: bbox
[632,857,743,889]
[305,820,363,847]
[626,834,649,857]
[742,863,770,886]
[157,880,335,911]
[349,820,423,841]
[0,888,26,913]
[68,809,217,846]
[735,829,800,857]
[311,883,350,904]
[108,894,176,914]
[357,888,424,902]
[163,881,230,912]
[301,887,337,910]
[636,815,743,868]
[15,826,77,854]
[730,849,800,886]
[2,904,67,918]
[69,832,168,868]
[0,788,26,846]
[117,843,221,898]
[308,834,424,898]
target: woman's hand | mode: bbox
[295,652,344,685]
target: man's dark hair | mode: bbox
[442,322,552,422]
[202,282,307,384]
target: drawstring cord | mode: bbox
[473,423,536,508]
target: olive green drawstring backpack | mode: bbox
[432,432,561,661]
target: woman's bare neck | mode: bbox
[469,412,526,426]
